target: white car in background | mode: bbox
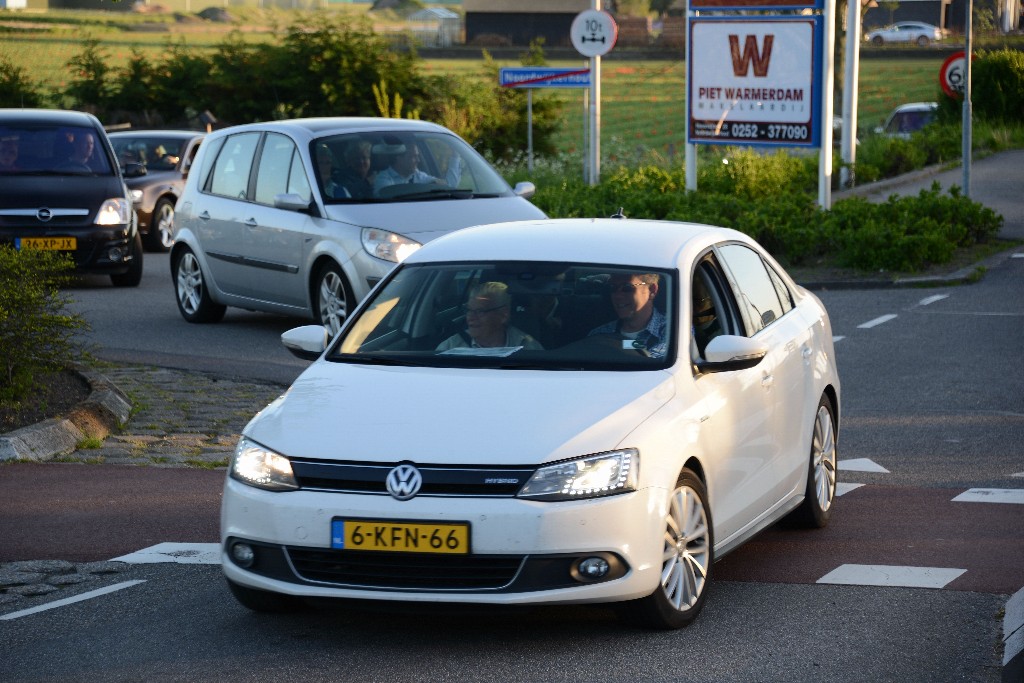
[865,21,944,46]
[170,118,545,335]
[877,102,940,139]
[220,217,841,629]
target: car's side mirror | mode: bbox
[696,335,768,373]
[513,181,536,199]
[274,193,313,213]
[281,325,329,361]
[123,162,147,178]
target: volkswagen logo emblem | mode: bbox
[36,208,53,223]
[386,463,422,501]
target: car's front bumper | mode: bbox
[1,224,135,274]
[220,477,668,606]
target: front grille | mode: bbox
[288,547,524,590]
[291,459,534,497]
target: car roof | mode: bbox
[108,130,204,139]
[892,102,939,113]
[403,218,749,270]
[204,117,452,142]
[0,108,102,127]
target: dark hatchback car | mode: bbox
[0,109,142,286]
[108,130,204,252]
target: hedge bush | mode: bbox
[0,247,89,403]
[528,168,1004,273]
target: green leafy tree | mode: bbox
[0,55,44,108]
[63,38,112,115]
[0,247,89,403]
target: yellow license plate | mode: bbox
[332,519,470,554]
[17,237,77,251]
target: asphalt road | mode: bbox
[2,151,1021,682]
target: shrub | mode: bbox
[0,247,89,403]
[0,54,44,108]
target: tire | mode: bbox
[622,469,713,629]
[790,395,838,528]
[110,232,144,288]
[916,36,929,47]
[872,36,884,45]
[313,262,352,337]
[145,197,175,252]
[226,579,305,614]
[172,246,226,323]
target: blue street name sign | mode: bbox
[499,67,592,89]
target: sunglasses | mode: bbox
[608,282,648,294]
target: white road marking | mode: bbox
[1012,472,1024,478]
[111,542,221,564]
[0,580,146,621]
[1012,253,1024,258]
[858,314,897,329]
[817,564,966,589]
[1005,587,1024,666]
[835,482,864,496]
[918,294,949,306]
[952,489,1024,505]
[832,335,845,343]
[838,458,890,473]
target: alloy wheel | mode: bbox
[660,485,711,611]
[812,404,838,512]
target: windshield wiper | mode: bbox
[333,355,430,367]
[395,188,474,201]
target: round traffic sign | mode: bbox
[571,9,618,58]
[940,51,972,99]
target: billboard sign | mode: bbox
[689,0,823,10]
[687,17,823,147]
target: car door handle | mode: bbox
[198,211,211,221]
[761,373,774,388]
[802,346,813,360]
[244,218,258,228]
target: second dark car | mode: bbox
[0,108,143,286]
[108,130,204,251]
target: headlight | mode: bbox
[95,198,133,226]
[518,449,638,501]
[361,227,421,264]
[230,437,298,491]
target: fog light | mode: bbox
[231,542,255,568]
[577,556,610,579]
[107,246,124,262]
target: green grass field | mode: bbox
[0,9,949,153]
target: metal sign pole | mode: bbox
[685,5,697,191]
[819,0,836,209]
[840,0,862,189]
[527,89,534,173]
[962,0,972,198]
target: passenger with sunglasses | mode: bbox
[437,281,543,352]
[588,273,667,358]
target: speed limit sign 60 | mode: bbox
[940,51,974,99]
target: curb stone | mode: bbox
[0,366,131,463]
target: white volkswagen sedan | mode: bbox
[221,218,840,628]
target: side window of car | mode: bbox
[254,132,310,206]
[208,132,260,200]
[717,243,786,336]
[766,262,794,316]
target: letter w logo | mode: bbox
[729,35,774,78]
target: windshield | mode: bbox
[110,135,191,171]
[311,131,512,203]
[0,124,114,176]
[328,261,676,370]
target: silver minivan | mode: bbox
[171,117,546,334]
